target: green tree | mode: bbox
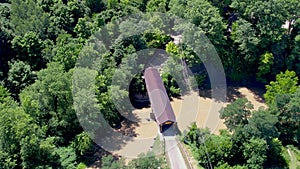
[230,19,260,81]
[291,34,300,75]
[20,135,59,168]
[215,163,247,169]
[67,0,90,26]
[101,155,125,169]
[52,34,83,71]
[20,62,81,144]
[230,0,300,77]
[169,0,225,47]
[184,123,210,146]
[264,70,299,105]
[11,31,46,70]
[53,146,77,169]
[127,152,165,169]
[231,0,287,48]
[256,52,274,83]
[220,98,253,131]
[0,3,13,80]
[48,0,73,36]
[0,87,20,167]
[195,133,232,167]
[11,0,49,37]
[85,0,105,13]
[0,150,17,169]
[274,89,300,145]
[71,132,93,156]
[243,138,267,169]
[146,0,167,12]
[247,109,278,140]
[0,85,12,105]
[265,138,288,168]
[74,17,93,40]
[107,0,118,9]
[7,60,35,98]
[0,86,57,168]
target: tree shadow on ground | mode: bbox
[85,144,114,168]
[247,87,266,103]
[116,118,139,137]
[198,86,246,103]
[226,87,245,102]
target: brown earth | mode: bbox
[87,87,267,168]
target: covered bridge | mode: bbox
[144,67,176,132]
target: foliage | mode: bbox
[275,89,300,145]
[0,85,11,104]
[127,152,166,169]
[161,72,181,97]
[71,132,93,155]
[246,109,278,140]
[219,98,253,131]
[1,0,300,167]
[229,19,260,81]
[7,60,35,98]
[146,0,167,13]
[101,153,167,169]
[76,162,87,169]
[101,155,125,169]
[266,138,288,168]
[52,34,83,71]
[243,138,267,168]
[169,0,225,47]
[186,97,291,168]
[264,70,299,105]
[11,0,49,37]
[256,52,274,83]
[20,62,81,144]
[53,146,77,169]
[11,31,46,69]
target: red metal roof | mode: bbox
[144,67,176,125]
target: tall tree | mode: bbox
[20,62,81,144]
[229,19,261,81]
[48,0,74,36]
[247,109,278,140]
[7,60,35,98]
[0,3,13,80]
[10,0,49,38]
[0,85,57,168]
[264,70,299,105]
[146,0,167,12]
[274,89,300,145]
[11,31,46,70]
[243,138,268,169]
[220,98,253,131]
[231,0,286,47]
[52,34,83,71]
[169,0,225,47]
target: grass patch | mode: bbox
[282,147,291,166]
[76,163,87,169]
[288,145,300,161]
[286,145,300,169]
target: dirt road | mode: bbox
[88,87,267,167]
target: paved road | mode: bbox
[165,136,188,169]
[163,127,189,169]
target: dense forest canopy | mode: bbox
[0,0,299,168]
